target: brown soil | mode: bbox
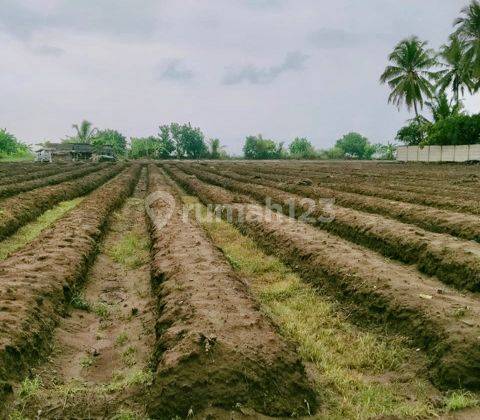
[0,165,140,407]
[163,163,480,391]
[0,162,108,199]
[4,167,155,418]
[0,163,82,185]
[172,163,480,292]
[0,163,126,241]
[146,165,317,418]
[207,162,480,215]
[195,163,480,243]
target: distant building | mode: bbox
[33,142,94,162]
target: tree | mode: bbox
[335,132,375,159]
[158,125,175,158]
[0,129,30,159]
[438,35,475,103]
[395,116,431,145]
[425,91,463,122]
[454,0,480,85]
[288,137,316,158]
[373,143,397,160]
[243,134,282,159]
[380,36,439,117]
[129,137,158,159]
[209,138,224,159]
[71,120,98,143]
[424,114,480,145]
[92,129,127,156]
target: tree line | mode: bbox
[380,1,480,146]
[1,120,395,161]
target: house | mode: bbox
[33,143,93,162]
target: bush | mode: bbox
[396,117,430,145]
[288,137,316,159]
[424,114,480,146]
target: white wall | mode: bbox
[396,145,480,162]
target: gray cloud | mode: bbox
[309,28,392,49]
[0,0,158,40]
[241,0,286,10]
[157,60,194,81]
[223,51,308,85]
[30,45,65,57]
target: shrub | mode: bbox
[424,113,480,145]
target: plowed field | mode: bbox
[1,160,480,419]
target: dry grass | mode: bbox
[176,192,480,419]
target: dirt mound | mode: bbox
[146,165,317,418]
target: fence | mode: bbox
[396,145,480,162]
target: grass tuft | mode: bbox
[445,391,479,411]
[108,232,149,269]
[18,376,42,399]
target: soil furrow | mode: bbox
[4,167,155,418]
[192,163,480,243]
[146,164,317,418]
[169,163,480,292]
[0,162,108,199]
[0,165,140,407]
[0,163,126,241]
[165,163,480,391]
[0,163,82,185]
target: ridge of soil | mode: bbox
[174,163,480,292]
[163,163,480,390]
[5,167,155,418]
[0,165,140,406]
[146,165,317,418]
[194,163,480,242]
[0,163,126,241]
[0,162,107,199]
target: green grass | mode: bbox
[93,302,110,320]
[121,346,137,367]
[0,152,34,162]
[445,391,480,412]
[18,376,42,399]
[107,232,149,269]
[80,355,94,368]
[0,197,83,261]
[174,192,477,419]
[70,290,91,311]
[115,332,129,347]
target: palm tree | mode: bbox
[72,120,98,143]
[425,91,463,122]
[380,36,439,117]
[454,0,480,86]
[438,35,475,104]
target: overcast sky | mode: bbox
[1,0,478,154]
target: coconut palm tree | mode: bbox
[380,36,439,117]
[454,0,480,86]
[438,35,475,104]
[72,120,98,143]
[425,91,463,122]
